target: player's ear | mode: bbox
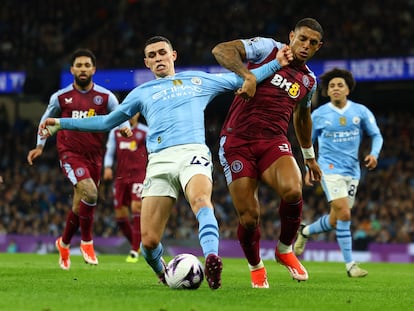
[171,50,177,62]
[144,58,150,69]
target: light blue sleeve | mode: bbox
[362,107,383,158]
[250,59,281,83]
[60,109,131,132]
[241,37,282,63]
[207,58,282,92]
[311,109,321,145]
[103,128,116,167]
[60,89,143,132]
[107,91,130,130]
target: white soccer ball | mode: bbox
[165,253,204,289]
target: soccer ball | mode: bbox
[165,253,204,289]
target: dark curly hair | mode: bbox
[70,48,96,67]
[319,68,356,97]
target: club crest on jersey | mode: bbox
[75,167,85,178]
[191,77,202,85]
[352,116,361,125]
[339,116,346,126]
[302,75,310,88]
[230,160,243,173]
[93,95,104,105]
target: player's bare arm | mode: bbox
[212,40,257,99]
[293,104,322,183]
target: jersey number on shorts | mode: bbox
[348,184,356,198]
[190,156,210,167]
[278,143,290,153]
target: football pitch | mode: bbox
[0,253,412,311]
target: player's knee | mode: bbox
[78,181,98,203]
[83,191,98,204]
[239,210,260,227]
[188,194,211,210]
[280,187,302,202]
[141,233,161,250]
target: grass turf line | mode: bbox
[0,253,413,311]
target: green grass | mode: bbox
[0,253,413,311]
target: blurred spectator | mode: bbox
[6,239,18,253]
[1,0,413,72]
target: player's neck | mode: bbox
[74,82,93,92]
[332,98,347,108]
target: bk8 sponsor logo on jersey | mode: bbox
[270,73,301,99]
[71,109,96,118]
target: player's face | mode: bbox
[289,27,322,63]
[70,56,96,89]
[144,41,177,78]
[327,77,350,106]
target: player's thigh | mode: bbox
[261,155,302,198]
[184,174,213,211]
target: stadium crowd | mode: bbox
[1,0,413,72]
[1,0,414,248]
[1,103,413,247]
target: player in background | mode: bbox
[103,112,148,263]
[212,18,323,287]
[27,48,130,270]
[38,35,293,289]
[293,68,383,277]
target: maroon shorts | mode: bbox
[218,134,293,184]
[59,151,102,186]
[113,180,143,209]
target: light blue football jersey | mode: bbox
[312,100,383,179]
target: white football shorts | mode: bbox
[321,174,359,208]
[142,144,213,199]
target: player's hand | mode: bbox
[27,147,43,165]
[304,158,322,186]
[39,118,61,139]
[276,45,293,67]
[235,72,256,100]
[364,154,378,170]
[119,126,132,138]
